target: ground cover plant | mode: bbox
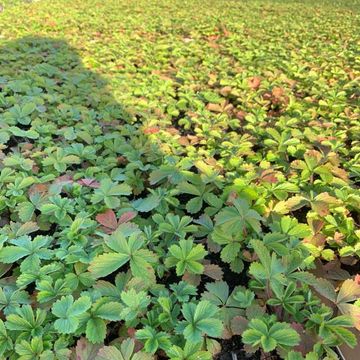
[0,0,359,359]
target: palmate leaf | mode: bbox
[86,318,106,344]
[91,179,132,209]
[136,326,171,354]
[176,300,223,343]
[83,299,123,343]
[52,295,91,334]
[242,318,300,352]
[0,235,53,270]
[165,239,207,275]
[73,337,102,360]
[0,319,12,357]
[211,226,243,263]
[96,338,153,360]
[89,226,157,280]
[215,198,262,234]
[132,193,161,212]
[337,279,360,304]
[166,341,212,360]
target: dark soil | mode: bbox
[215,336,282,360]
[215,337,253,360]
[207,251,250,291]
[215,336,261,360]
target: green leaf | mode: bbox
[132,194,161,212]
[89,253,130,278]
[177,300,223,343]
[215,198,262,234]
[95,302,123,320]
[52,295,91,334]
[86,318,106,343]
[166,239,207,275]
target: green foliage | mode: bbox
[176,300,223,343]
[89,226,157,280]
[0,0,358,357]
[52,295,91,334]
[165,239,207,275]
[242,317,300,352]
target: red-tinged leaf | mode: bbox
[226,191,238,205]
[72,337,101,360]
[28,183,48,196]
[182,272,201,286]
[143,126,159,134]
[118,211,137,224]
[203,264,223,280]
[272,86,285,98]
[78,178,100,188]
[308,218,324,234]
[96,209,117,230]
[127,327,136,337]
[248,76,261,90]
[230,316,248,335]
[333,232,345,245]
[236,110,246,120]
[355,274,360,285]
[260,169,279,184]
[312,192,340,216]
[54,174,73,184]
[303,233,327,247]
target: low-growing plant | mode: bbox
[0,0,358,358]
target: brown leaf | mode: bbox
[206,103,223,113]
[230,316,248,335]
[308,218,324,234]
[182,272,201,286]
[312,192,340,217]
[178,136,189,146]
[291,323,315,355]
[303,233,327,247]
[164,127,179,135]
[203,264,224,280]
[219,86,232,97]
